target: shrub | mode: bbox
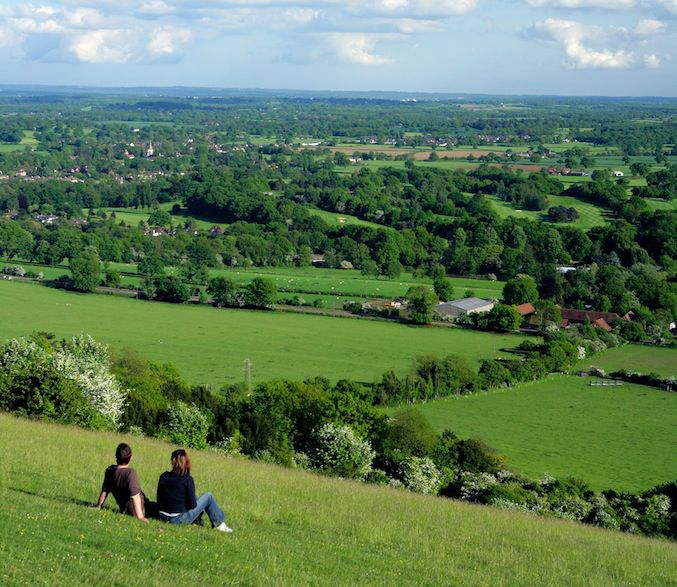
[399,456,442,495]
[162,401,210,449]
[0,335,126,429]
[310,423,375,479]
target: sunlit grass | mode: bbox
[1,414,675,586]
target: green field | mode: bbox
[304,206,387,230]
[103,204,230,231]
[0,280,524,388]
[410,375,677,492]
[0,131,38,153]
[205,266,504,300]
[1,415,675,586]
[582,344,677,378]
[485,194,608,230]
[2,259,504,309]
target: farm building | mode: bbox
[516,303,536,317]
[434,297,495,319]
[559,308,620,326]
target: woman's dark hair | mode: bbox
[115,443,132,465]
[171,449,191,476]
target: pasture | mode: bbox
[304,206,386,230]
[410,375,677,492]
[2,259,504,308]
[2,415,674,586]
[0,130,38,153]
[103,204,230,231]
[485,194,608,230]
[582,344,677,378]
[0,280,523,388]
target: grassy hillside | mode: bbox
[0,280,525,387]
[408,375,677,492]
[581,344,677,378]
[1,414,675,586]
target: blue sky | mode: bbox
[0,0,676,96]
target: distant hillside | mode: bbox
[1,414,675,586]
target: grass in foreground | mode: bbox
[581,344,677,378]
[409,375,677,493]
[0,280,524,387]
[1,414,675,586]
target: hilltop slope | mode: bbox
[1,414,675,586]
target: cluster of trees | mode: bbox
[372,324,625,406]
[2,331,674,539]
[547,206,579,222]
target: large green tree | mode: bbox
[406,286,438,325]
[502,275,538,305]
[244,277,277,308]
[70,250,101,292]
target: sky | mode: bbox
[0,0,676,96]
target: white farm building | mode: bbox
[434,297,495,319]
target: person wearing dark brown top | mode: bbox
[157,449,232,532]
[96,443,148,522]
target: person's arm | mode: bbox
[186,476,197,511]
[95,490,107,509]
[130,493,148,522]
[97,466,112,508]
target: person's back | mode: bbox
[96,443,148,522]
[157,470,196,515]
[156,449,232,532]
[102,463,144,515]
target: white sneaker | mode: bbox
[215,522,233,533]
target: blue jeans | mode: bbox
[164,492,226,528]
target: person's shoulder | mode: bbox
[104,464,117,475]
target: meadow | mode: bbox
[484,194,608,230]
[2,258,504,310]
[1,414,675,586]
[103,204,230,231]
[407,375,677,492]
[581,344,677,378]
[0,130,38,153]
[0,280,524,388]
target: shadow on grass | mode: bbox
[9,486,93,508]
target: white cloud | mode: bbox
[527,0,636,8]
[533,18,642,68]
[327,33,395,65]
[0,26,23,47]
[634,18,667,34]
[69,29,134,63]
[394,18,445,33]
[147,25,192,57]
[63,7,105,28]
[138,1,175,15]
[644,53,661,65]
[657,0,677,15]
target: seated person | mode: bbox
[157,449,232,532]
[96,443,148,522]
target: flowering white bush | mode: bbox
[459,471,499,501]
[52,335,126,428]
[310,423,375,479]
[399,456,442,495]
[0,334,126,429]
[0,337,50,370]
